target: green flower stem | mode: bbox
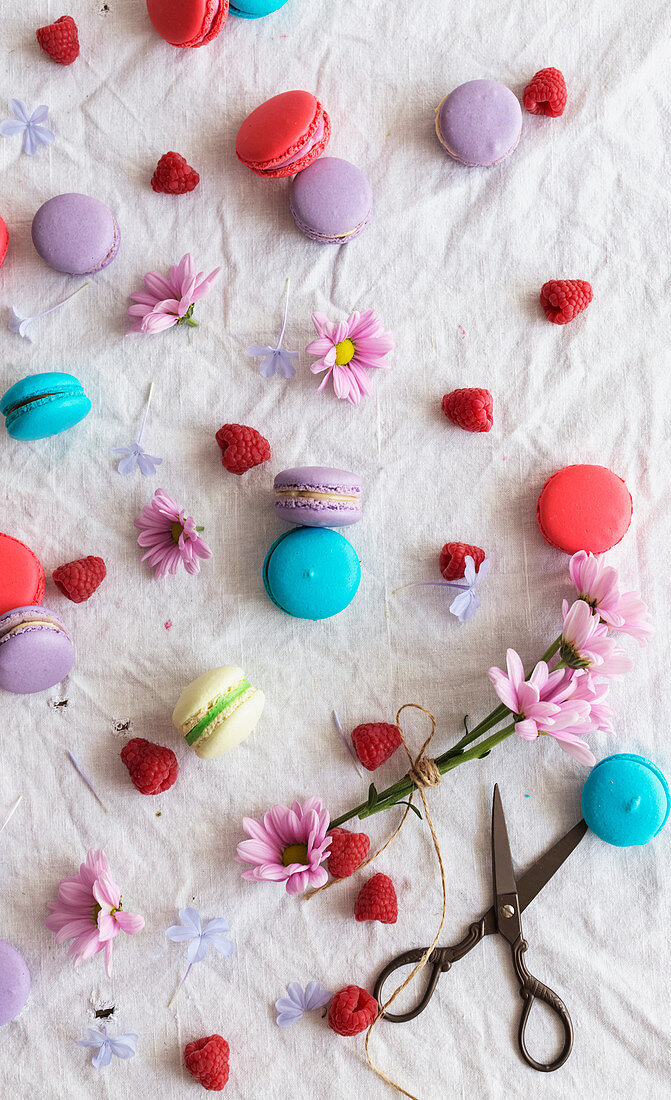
[329,726,516,829]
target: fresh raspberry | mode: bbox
[215,424,270,475]
[184,1035,230,1091]
[52,556,106,603]
[328,986,378,1036]
[151,152,200,195]
[523,68,567,118]
[351,722,401,771]
[439,542,486,581]
[120,738,178,796]
[442,388,493,433]
[540,280,593,325]
[354,873,398,924]
[36,16,79,65]
[327,827,370,879]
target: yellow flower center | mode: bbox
[334,338,355,366]
[282,843,309,867]
[171,522,184,544]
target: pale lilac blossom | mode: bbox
[0,99,54,155]
[275,982,332,1027]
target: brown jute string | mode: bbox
[307,704,448,1099]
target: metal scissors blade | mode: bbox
[492,784,523,943]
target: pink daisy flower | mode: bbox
[134,488,212,579]
[305,309,393,405]
[128,253,220,335]
[560,599,633,677]
[569,551,652,646]
[45,849,144,977]
[236,797,332,895]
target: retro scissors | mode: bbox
[373,786,587,1072]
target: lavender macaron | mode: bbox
[0,941,30,1026]
[274,466,362,527]
[0,606,75,694]
[289,157,373,244]
[31,193,120,275]
[435,80,522,167]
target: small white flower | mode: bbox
[0,99,55,156]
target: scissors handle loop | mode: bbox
[512,937,574,1072]
[373,919,488,1023]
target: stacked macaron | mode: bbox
[146,0,288,45]
[263,466,363,620]
[0,535,75,694]
[236,91,373,244]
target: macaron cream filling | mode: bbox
[272,117,326,170]
[275,489,360,504]
[0,619,66,643]
[183,678,253,746]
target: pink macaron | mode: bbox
[536,464,633,555]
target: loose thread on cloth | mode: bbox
[306,704,448,1099]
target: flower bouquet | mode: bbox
[237,551,651,891]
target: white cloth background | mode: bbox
[1,1,670,1097]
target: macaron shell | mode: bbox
[536,464,633,554]
[236,91,331,177]
[0,216,8,268]
[436,80,522,167]
[263,527,361,619]
[0,941,30,1026]
[274,466,362,527]
[289,157,373,244]
[0,614,75,694]
[581,753,670,847]
[194,690,265,758]
[230,0,288,15]
[4,392,91,442]
[31,194,120,276]
[0,535,45,616]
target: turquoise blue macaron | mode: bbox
[230,0,289,15]
[263,527,361,620]
[0,372,91,441]
[581,753,670,847]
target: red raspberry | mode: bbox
[327,827,370,879]
[442,388,493,433]
[328,986,378,1037]
[540,280,593,325]
[439,541,486,581]
[351,722,401,771]
[184,1035,230,1091]
[52,556,106,603]
[523,68,567,118]
[36,15,79,65]
[151,152,200,195]
[120,738,178,796]
[354,873,398,924]
[215,424,270,475]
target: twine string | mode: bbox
[362,704,448,1099]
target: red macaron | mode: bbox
[536,464,633,555]
[0,532,45,616]
[146,0,228,47]
[0,216,8,269]
[236,90,331,179]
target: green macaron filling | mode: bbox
[185,678,251,746]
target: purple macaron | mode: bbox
[0,941,30,1026]
[435,80,522,167]
[289,157,373,244]
[274,466,362,527]
[0,606,75,694]
[31,193,120,275]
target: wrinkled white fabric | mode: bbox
[1,0,670,1097]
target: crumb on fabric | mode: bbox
[112,720,133,735]
[155,812,162,817]
[94,1005,115,1019]
[48,697,68,708]
[164,620,172,630]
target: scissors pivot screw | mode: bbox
[500,904,515,919]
